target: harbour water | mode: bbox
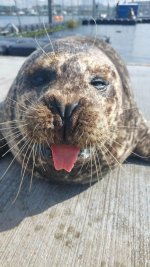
[51,23,150,64]
[0,16,150,64]
[0,15,48,27]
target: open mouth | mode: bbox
[40,144,91,172]
[51,144,80,172]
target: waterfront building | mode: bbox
[136,1,150,17]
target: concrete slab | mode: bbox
[0,56,26,101]
[0,56,150,267]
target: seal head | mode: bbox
[0,37,150,184]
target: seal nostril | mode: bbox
[65,103,78,119]
[63,103,79,141]
[44,95,79,121]
[55,101,65,118]
[51,99,78,120]
[47,97,65,118]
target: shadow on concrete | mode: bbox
[125,155,150,167]
[0,153,149,232]
[0,155,89,232]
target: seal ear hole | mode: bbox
[29,69,57,86]
[90,76,109,91]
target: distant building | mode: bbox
[116,3,138,19]
[136,1,150,17]
[0,5,18,15]
[65,4,107,17]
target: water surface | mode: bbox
[0,16,150,64]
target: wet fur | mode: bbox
[0,36,149,185]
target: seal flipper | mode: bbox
[133,119,150,162]
[0,101,9,158]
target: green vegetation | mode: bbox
[14,20,78,38]
[66,19,78,29]
[18,25,67,38]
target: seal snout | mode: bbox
[48,97,79,120]
[23,93,82,145]
[44,96,80,141]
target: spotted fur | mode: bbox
[0,36,149,184]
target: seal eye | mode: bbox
[90,77,108,91]
[30,69,57,86]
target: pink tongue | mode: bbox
[51,144,80,172]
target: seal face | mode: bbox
[0,37,150,184]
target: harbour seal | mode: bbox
[0,36,150,185]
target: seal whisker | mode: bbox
[21,139,33,176]
[34,35,51,59]
[78,140,88,174]
[23,97,39,112]
[94,147,103,179]
[42,20,55,55]
[45,139,51,150]
[92,148,100,182]
[6,103,28,114]
[0,123,28,132]
[101,94,115,100]
[7,97,38,114]
[12,139,35,204]
[32,123,40,138]
[100,141,125,171]
[103,137,130,164]
[91,17,98,48]
[29,142,38,192]
[6,97,29,111]
[107,136,150,160]
[0,132,24,149]
[111,125,140,129]
[42,144,46,158]
[0,120,26,125]
[40,143,46,159]
[96,141,112,172]
[2,133,28,157]
[100,143,119,167]
[23,114,40,120]
[89,143,93,187]
[77,131,84,142]
[0,127,27,141]
[26,104,47,115]
[23,95,36,106]
[121,106,138,111]
[131,151,150,159]
[38,142,46,171]
[0,135,29,182]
